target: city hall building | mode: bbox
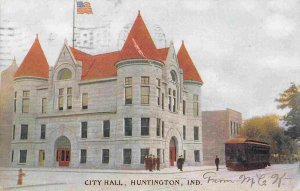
[7,12,204,169]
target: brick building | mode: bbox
[202,108,242,165]
[1,12,204,169]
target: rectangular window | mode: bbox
[162,121,164,138]
[141,118,150,136]
[67,87,72,109]
[124,118,132,136]
[163,149,165,163]
[193,95,199,116]
[123,149,132,164]
[194,126,199,141]
[125,77,132,104]
[19,150,27,163]
[58,88,64,110]
[156,118,161,136]
[22,91,30,113]
[103,120,110,138]
[184,150,186,160]
[156,78,161,105]
[157,149,161,158]
[81,122,87,139]
[183,125,186,140]
[20,124,28,140]
[140,148,149,164]
[42,98,47,113]
[14,91,17,112]
[141,76,150,104]
[141,76,149,84]
[102,149,109,164]
[194,150,200,162]
[12,125,15,140]
[40,124,46,139]
[162,93,164,109]
[173,90,176,112]
[82,93,88,109]
[183,100,186,115]
[168,89,172,111]
[80,149,87,163]
[141,86,150,104]
[11,150,14,162]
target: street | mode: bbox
[0,163,299,191]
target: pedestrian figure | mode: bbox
[177,155,184,171]
[149,154,153,172]
[156,156,160,171]
[152,155,157,171]
[215,155,220,171]
[144,155,148,170]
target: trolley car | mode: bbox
[225,136,271,171]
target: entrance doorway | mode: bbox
[39,150,45,167]
[54,136,71,167]
[169,137,177,166]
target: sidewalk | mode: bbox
[0,165,224,174]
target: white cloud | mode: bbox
[263,14,295,38]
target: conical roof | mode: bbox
[177,41,203,84]
[15,36,49,79]
[120,11,162,62]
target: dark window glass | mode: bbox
[162,93,164,109]
[183,100,186,115]
[141,118,149,136]
[123,149,132,164]
[162,121,164,138]
[82,93,88,109]
[194,126,199,141]
[11,150,14,162]
[41,124,46,139]
[124,118,132,136]
[183,126,186,140]
[20,124,28,140]
[194,150,200,162]
[156,118,161,136]
[19,150,27,163]
[140,148,149,164]
[81,122,87,138]
[80,149,87,163]
[12,125,15,140]
[102,149,109,164]
[103,120,110,137]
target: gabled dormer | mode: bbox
[14,35,49,80]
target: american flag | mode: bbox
[77,1,93,14]
[132,38,146,58]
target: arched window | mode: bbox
[57,68,72,80]
[170,70,177,83]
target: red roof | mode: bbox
[15,36,49,79]
[120,11,162,62]
[158,47,169,61]
[177,41,203,84]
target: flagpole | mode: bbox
[72,0,76,47]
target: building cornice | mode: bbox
[79,77,117,85]
[115,59,164,69]
[36,111,117,119]
[14,76,48,82]
[183,80,203,86]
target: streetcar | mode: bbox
[225,136,271,171]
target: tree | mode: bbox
[276,83,300,139]
[240,114,297,162]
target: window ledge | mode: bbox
[18,163,26,165]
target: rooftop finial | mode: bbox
[182,40,184,45]
[138,10,141,16]
[36,34,39,38]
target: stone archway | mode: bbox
[169,136,178,166]
[54,136,71,167]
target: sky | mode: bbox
[0,0,299,119]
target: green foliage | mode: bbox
[240,114,297,159]
[276,83,300,139]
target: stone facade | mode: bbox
[7,13,204,169]
[0,60,18,167]
[202,108,242,165]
